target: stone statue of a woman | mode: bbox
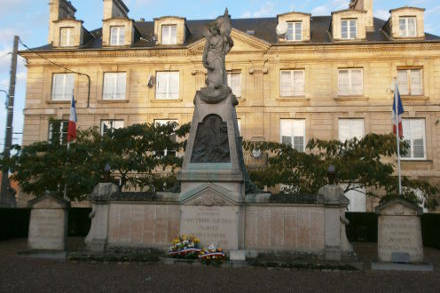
[199,9,235,104]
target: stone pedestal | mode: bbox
[178,92,244,202]
[85,183,119,252]
[318,184,353,261]
[376,199,424,263]
[180,183,244,250]
[178,91,246,251]
[28,194,69,251]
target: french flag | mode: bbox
[67,96,77,142]
[392,83,404,138]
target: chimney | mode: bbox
[103,0,129,20]
[48,0,77,43]
[350,0,374,31]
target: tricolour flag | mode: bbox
[392,83,404,138]
[67,96,77,142]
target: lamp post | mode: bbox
[0,36,18,207]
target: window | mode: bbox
[338,118,366,212]
[341,19,357,40]
[154,119,178,157]
[48,120,68,144]
[161,24,177,45]
[399,16,417,37]
[338,68,363,95]
[156,71,179,100]
[280,119,306,152]
[397,69,423,96]
[338,119,364,142]
[402,119,426,160]
[103,72,126,100]
[60,27,74,47]
[110,26,125,46]
[100,120,124,135]
[52,73,75,101]
[280,70,305,97]
[286,21,302,41]
[227,72,241,97]
[237,118,241,133]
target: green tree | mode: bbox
[1,122,190,201]
[244,133,438,209]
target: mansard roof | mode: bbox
[31,16,440,51]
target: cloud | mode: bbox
[311,5,330,16]
[374,9,389,20]
[241,1,276,18]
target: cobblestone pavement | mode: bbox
[1,239,440,293]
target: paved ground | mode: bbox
[1,239,440,293]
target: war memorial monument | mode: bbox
[81,10,354,262]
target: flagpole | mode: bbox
[64,90,74,201]
[394,79,402,195]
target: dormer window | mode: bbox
[399,16,417,37]
[161,24,177,45]
[341,19,357,40]
[110,26,125,46]
[286,21,302,41]
[60,27,74,47]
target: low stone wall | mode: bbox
[86,184,352,260]
[245,205,325,252]
[108,203,180,248]
[100,202,326,252]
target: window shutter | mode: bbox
[292,120,305,152]
[351,69,363,95]
[282,136,292,146]
[341,20,348,39]
[350,20,357,39]
[170,25,177,44]
[397,70,409,95]
[110,27,118,45]
[280,71,293,96]
[286,23,294,41]
[399,18,406,37]
[413,138,424,158]
[169,72,179,99]
[410,70,422,95]
[156,72,167,99]
[293,70,304,96]
[295,22,302,40]
[338,70,349,95]
[408,17,416,37]
[103,73,113,99]
[116,73,126,99]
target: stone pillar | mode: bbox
[85,183,119,252]
[376,199,424,263]
[319,184,353,261]
[28,193,69,251]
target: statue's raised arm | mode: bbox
[199,9,236,104]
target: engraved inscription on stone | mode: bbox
[28,209,67,250]
[180,205,239,249]
[378,216,423,263]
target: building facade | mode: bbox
[20,0,440,211]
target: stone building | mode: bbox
[19,0,440,211]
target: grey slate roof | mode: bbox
[31,16,440,51]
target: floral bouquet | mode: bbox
[168,235,201,259]
[198,244,226,265]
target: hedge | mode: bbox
[0,208,91,241]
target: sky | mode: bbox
[0,0,439,151]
